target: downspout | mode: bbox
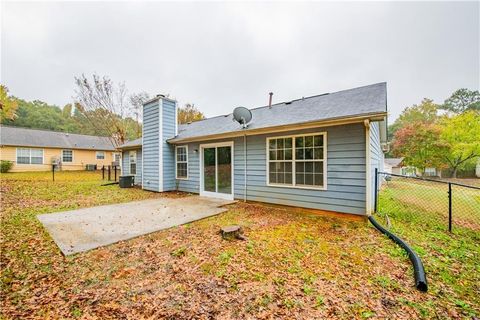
[244,134,247,202]
[364,119,371,215]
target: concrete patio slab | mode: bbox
[37,196,235,255]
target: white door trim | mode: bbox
[199,141,234,200]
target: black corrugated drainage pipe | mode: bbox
[369,215,428,292]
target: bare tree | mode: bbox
[129,91,150,136]
[74,74,131,147]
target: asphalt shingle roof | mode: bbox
[384,158,404,167]
[118,138,142,149]
[0,126,116,151]
[171,82,387,142]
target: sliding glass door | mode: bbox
[200,142,233,200]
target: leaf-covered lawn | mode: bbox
[0,171,477,319]
[378,179,480,319]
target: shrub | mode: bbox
[1,160,13,173]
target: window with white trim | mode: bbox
[62,150,73,162]
[267,133,326,188]
[16,148,44,165]
[96,151,105,160]
[176,146,188,179]
[129,151,137,175]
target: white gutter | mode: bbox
[168,112,387,144]
[364,119,371,215]
[244,134,247,202]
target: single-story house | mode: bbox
[383,158,404,174]
[383,157,441,177]
[0,126,120,172]
[118,82,388,215]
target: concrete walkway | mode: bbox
[37,196,235,255]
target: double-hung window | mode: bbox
[96,151,105,160]
[16,148,44,165]
[62,150,73,163]
[267,133,326,189]
[129,151,137,175]
[176,146,188,179]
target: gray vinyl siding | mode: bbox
[176,123,367,215]
[369,121,383,211]
[162,100,177,191]
[142,101,160,191]
[121,148,142,185]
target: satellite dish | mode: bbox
[233,107,252,129]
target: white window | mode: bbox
[176,146,188,179]
[424,167,437,176]
[16,148,44,165]
[96,151,105,160]
[267,133,326,189]
[62,150,73,163]
[113,153,121,163]
[129,150,137,175]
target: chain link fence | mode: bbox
[374,170,480,234]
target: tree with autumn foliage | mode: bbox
[178,103,205,124]
[392,123,448,174]
[388,98,439,138]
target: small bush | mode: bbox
[1,160,13,173]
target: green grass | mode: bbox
[377,179,480,318]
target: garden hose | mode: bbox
[368,215,428,292]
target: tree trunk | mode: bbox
[451,167,458,179]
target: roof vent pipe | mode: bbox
[268,92,273,108]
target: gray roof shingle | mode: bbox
[0,126,116,151]
[171,82,387,142]
[384,158,404,167]
[118,137,142,149]
[119,82,387,147]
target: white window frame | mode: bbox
[129,150,137,175]
[113,152,121,163]
[16,148,44,165]
[266,132,327,190]
[96,151,105,160]
[175,145,189,180]
[62,149,74,163]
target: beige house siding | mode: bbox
[0,146,119,172]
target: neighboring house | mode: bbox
[0,126,120,172]
[118,82,388,215]
[383,158,404,174]
[384,157,441,177]
[477,159,480,178]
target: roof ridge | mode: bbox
[0,125,111,139]
[178,82,386,126]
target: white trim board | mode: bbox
[159,99,164,192]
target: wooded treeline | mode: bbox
[1,75,205,147]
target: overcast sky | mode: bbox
[1,1,479,122]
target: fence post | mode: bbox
[52,164,55,182]
[448,182,452,232]
[114,165,117,181]
[108,165,111,181]
[102,165,105,180]
[374,168,378,213]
